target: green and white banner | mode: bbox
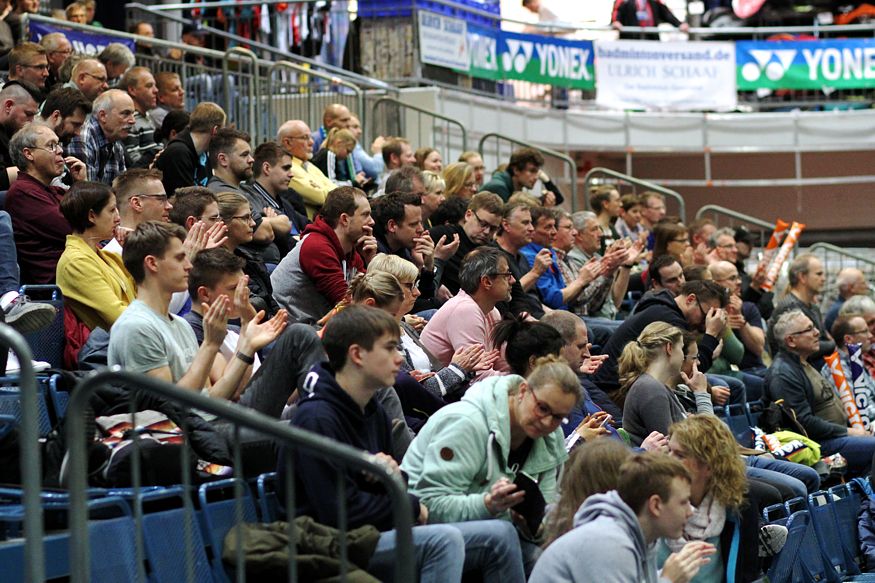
[737,39,875,90]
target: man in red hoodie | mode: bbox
[270,186,377,324]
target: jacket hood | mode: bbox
[302,217,347,259]
[297,362,377,428]
[635,289,683,316]
[573,491,647,560]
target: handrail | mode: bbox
[0,325,42,583]
[223,46,260,144]
[584,167,686,222]
[269,60,366,138]
[695,205,775,231]
[808,243,875,268]
[478,133,577,211]
[371,96,468,157]
[66,369,415,583]
[126,2,397,93]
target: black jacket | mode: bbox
[592,290,719,393]
[767,293,835,366]
[155,129,210,196]
[278,362,420,530]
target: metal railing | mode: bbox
[584,167,686,223]
[695,205,776,249]
[371,96,468,162]
[478,133,577,210]
[50,372,415,583]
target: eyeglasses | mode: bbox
[288,135,311,141]
[490,271,514,280]
[671,237,689,243]
[229,213,254,223]
[82,72,108,83]
[28,142,63,154]
[787,324,816,337]
[847,328,870,336]
[401,279,420,291]
[473,211,500,234]
[49,49,73,56]
[717,242,738,249]
[528,388,569,425]
[696,300,708,321]
[684,353,700,361]
[134,193,169,204]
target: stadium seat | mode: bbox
[718,403,754,447]
[808,491,861,578]
[767,510,812,583]
[0,377,52,437]
[198,478,258,583]
[18,285,65,369]
[256,472,280,523]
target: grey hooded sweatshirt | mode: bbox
[529,490,662,583]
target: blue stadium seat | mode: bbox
[767,510,811,583]
[719,403,754,447]
[808,491,861,578]
[256,472,280,523]
[47,374,67,424]
[87,497,141,583]
[18,285,65,369]
[763,502,789,525]
[0,378,52,437]
[198,478,258,583]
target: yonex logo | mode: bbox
[502,39,534,73]
[741,49,797,82]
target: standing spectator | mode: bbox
[39,86,91,148]
[824,267,870,332]
[65,1,87,23]
[5,122,85,283]
[6,0,40,46]
[491,202,548,318]
[149,71,185,129]
[66,59,109,101]
[119,66,160,168]
[459,150,486,188]
[611,0,689,38]
[39,34,72,90]
[97,43,135,88]
[481,148,544,202]
[277,119,335,219]
[68,89,134,185]
[0,0,13,58]
[0,81,40,189]
[589,185,622,252]
[7,42,48,90]
[155,101,225,195]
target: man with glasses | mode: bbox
[838,296,875,379]
[68,88,135,185]
[66,59,109,102]
[5,121,85,283]
[7,42,48,90]
[155,101,226,196]
[102,169,172,257]
[0,81,40,190]
[492,202,548,319]
[712,260,766,375]
[277,119,336,219]
[706,227,739,265]
[769,309,875,476]
[429,191,504,295]
[823,315,875,430]
[38,33,73,89]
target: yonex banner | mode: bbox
[594,40,737,111]
[737,38,875,90]
[461,24,595,89]
[29,21,136,56]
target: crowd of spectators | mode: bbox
[1,10,875,583]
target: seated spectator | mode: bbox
[824,267,870,332]
[429,192,504,295]
[589,185,621,252]
[39,86,91,152]
[429,196,468,227]
[767,254,835,367]
[7,42,48,91]
[167,185,221,232]
[0,210,56,334]
[277,119,336,219]
[592,280,728,395]
[155,109,188,146]
[415,147,442,173]
[458,150,486,188]
[184,247,324,415]
[481,148,543,203]
[401,355,578,573]
[56,181,136,330]
[491,202,547,318]
[614,193,646,241]
[768,309,875,475]
[688,217,716,256]
[310,103,351,153]
[711,260,766,376]
[102,168,171,255]
[68,89,135,185]
[97,43,135,88]
[156,101,225,195]
[377,136,415,193]
[618,322,713,446]
[65,58,109,101]
[639,191,667,235]
[825,315,875,428]
[705,227,739,266]
[118,66,160,168]
[443,161,476,200]
[311,127,359,187]
[0,81,41,189]
[838,295,875,378]
[149,71,185,129]
[420,170,445,228]
[215,191,280,317]
[271,186,377,324]
[653,220,693,267]
[649,254,687,297]
[347,114,384,181]
[39,33,73,89]
[6,122,85,284]
[278,305,527,583]
[108,222,290,411]
[420,246,511,379]
[129,21,156,57]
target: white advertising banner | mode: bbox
[595,40,737,111]
[418,11,469,71]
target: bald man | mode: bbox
[312,103,352,153]
[711,260,767,377]
[825,267,871,332]
[67,59,110,101]
[0,81,41,189]
[277,119,336,219]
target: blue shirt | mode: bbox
[520,242,568,310]
[352,143,385,180]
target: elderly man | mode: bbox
[839,295,875,379]
[311,103,351,152]
[825,268,871,332]
[5,122,85,283]
[768,309,875,476]
[491,201,546,318]
[711,260,766,372]
[277,119,336,219]
[68,89,135,185]
[40,33,75,87]
[767,253,835,366]
[67,59,110,101]
[149,71,185,129]
[155,101,225,195]
[824,315,875,431]
[706,227,739,265]
[119,66,160,168]
[97,43,135,88]
[7,42,48,90]
[0,81,40,189]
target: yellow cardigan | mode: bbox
[289,156,336,219]
[56,235,137,331]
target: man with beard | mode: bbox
[68,88,135,185]
[40,86,91,148]
[0,81,40,189]
[5,122,85,283]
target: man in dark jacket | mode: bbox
[481,147,564,205]
[592,280,728,395]
[611,0,688,39]
[155,101,225,196]
[767,308,875,476]
[278,305,527,582]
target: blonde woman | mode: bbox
[443,162,477,200]
[312,128,363,187]
[420,170,446,227]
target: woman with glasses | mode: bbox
[402,352,579,575]
[215,191,280,317]
[653,221,694,267]
[618,322,713,446]
[56,180,136,331]
[443,161,477,200]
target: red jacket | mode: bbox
[299,217,365,305]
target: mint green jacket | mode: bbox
[400,375,568,525]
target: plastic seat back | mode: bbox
[767,510,811,583]
[88,497,140,583]
[18,285,65,369]
[829,484,864,569]
[198,479,258,582]
[808,491,860,577]
[256,472,279,523]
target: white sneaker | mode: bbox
[4,350,51,375]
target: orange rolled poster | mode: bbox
[760,221,805,292]
[754,219,790,284]
[825,351,865,429]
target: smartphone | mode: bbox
[598,414,613,429]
